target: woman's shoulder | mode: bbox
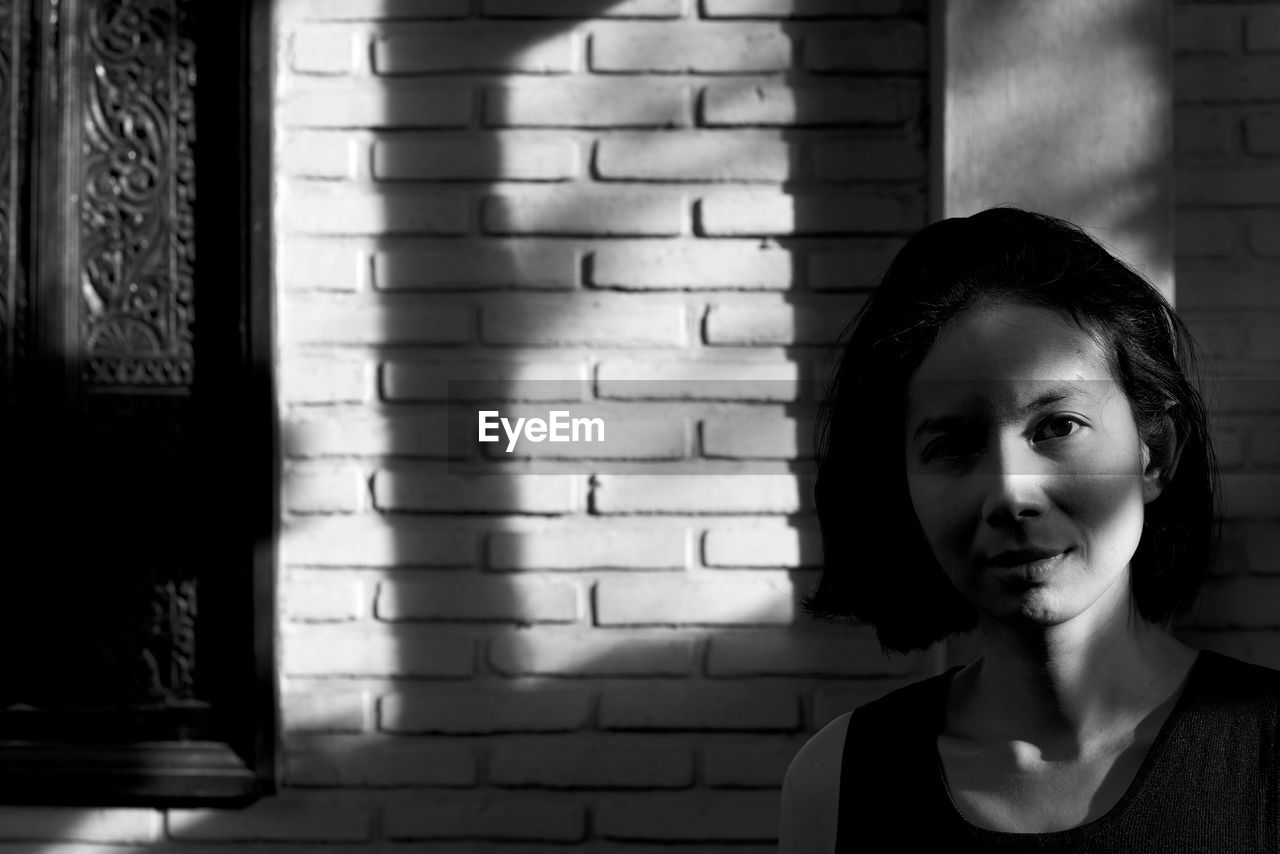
[780,711,850,854]
[779,672,957,852]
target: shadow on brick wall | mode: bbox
[270,0,937,850]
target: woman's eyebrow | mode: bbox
[910,383,1089,442]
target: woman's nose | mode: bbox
[978,435,1051,527]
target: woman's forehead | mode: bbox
[909,301,1115,387]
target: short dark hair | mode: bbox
[803,207,1221,654]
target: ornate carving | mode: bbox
[69,390,200,704]
[80,0,194,387]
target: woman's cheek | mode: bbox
[907,474,967,567]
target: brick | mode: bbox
[287,736,477,787]
[384,798,585,842]
[1177,168,1280,205]
[1181,312,1247,364]
[1246,109,1280,153]
[373,136,578,181]
[281,131,356,178]
[1246,9,1280,52]
[287,0,471,18]
[283,297,473,345]
[491,739,693,787]
[374,28,577,74]
[596,132,794,181]
[1175,106,1232,158]
[279,240,364,291]
[376,575,582,622]
[485,0,682,14]
[381,359,588,400]
[1211,419,1246,469]
[284,410,452,458]
[373,470,582,513]
[812,680,911,727]
[284,466,365,514]
[486,79,690,127]
[703,524,818,568]
[0,808,158,843]
[591,23,791,73]
[1250,322,1280,360]
[1172,7,1238,53]
[702,0,919,15]
[488,527,688,570]
[1192,577,1280,627]
[1221,473,1280,519]
[1253,420,1280,465]
[707,632,911,676]
[594,574,794,625]
[704,298,864,345]
[1244,525,1280,573]
[591,241,792,289]
[282,574,366,621]
[702,742,798,788]
[278,189,470,236]
[596,793,780,840]
[811,138,926,181]
[1194,373,1280,410]
[596,359,801,401]
[1176,210,1236,257]
[593,474,808,514]
[281,355,368,403]
[283,516,475,567]
[1176,57,1280,102]
[167,800,369,842]
[701,80,921,126]
[698,191,916,235]
[279,83,473,128]
[600,684,799,729]
[489,632,696,675]
[701,415,813,458]
[374,243,577,290]
[281,691,370,733]
[381,688,592,733]
[804,21,926,71]
[283,626,474,677]
[809,241,905,289]
[484,191,684,236]
[481,297,686,346]
[1178,260,1280,308]
[291,26,356,73]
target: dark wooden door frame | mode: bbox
[0,0,276,806]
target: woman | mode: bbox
[780,208,1280,851]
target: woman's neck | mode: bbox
[949,600,1198,757]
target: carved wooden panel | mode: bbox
[81,0,195,388]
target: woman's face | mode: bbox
[903,299,1167,630]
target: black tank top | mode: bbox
[835,649,1280,852]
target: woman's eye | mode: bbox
[1035,416,1083,442]
[924,435,978,461]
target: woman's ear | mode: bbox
[1142,402,1185,504]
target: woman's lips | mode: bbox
[990,548,1070,582]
